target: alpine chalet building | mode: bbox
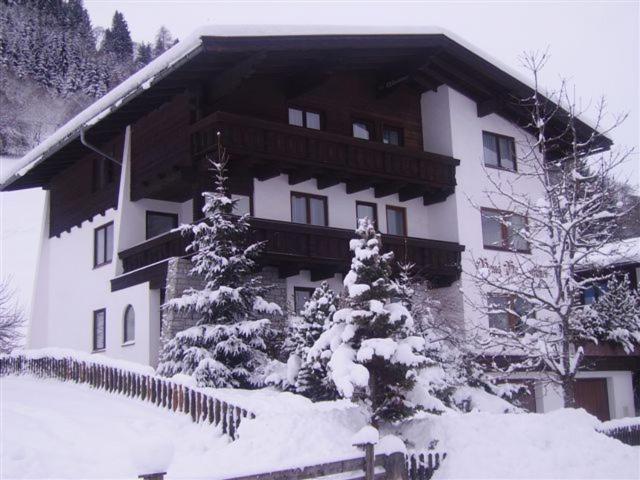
[2,27,637,420]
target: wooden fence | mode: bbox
[406,452,446,480]
[0,354,254,440]
[598,423,640,446]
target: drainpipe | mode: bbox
[80,128,122,166]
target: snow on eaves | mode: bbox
[580,237,640,269]
[1,24,604,188]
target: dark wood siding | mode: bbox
[49,135,123,237]
[130,94,192,201]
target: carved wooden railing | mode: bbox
[0,351,253,440]
[190,111,459,192]
[119,218,463,283]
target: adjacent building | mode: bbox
[2,27,636,419]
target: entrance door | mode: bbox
[575,378,610,421]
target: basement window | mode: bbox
[294,287,315,314]
[94,222,114,268]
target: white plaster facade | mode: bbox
[26,85,636,418]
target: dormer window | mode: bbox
[288,107,321,130]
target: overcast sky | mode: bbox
[1,0,638,321]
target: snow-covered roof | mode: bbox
[0,25,609,190]
[580,237,640,270]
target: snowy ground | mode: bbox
[2,376,639,479]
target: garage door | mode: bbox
[575,378,610,421]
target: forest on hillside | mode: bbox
[0,0,176,156]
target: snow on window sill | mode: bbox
[92,349,106,354]
[121,341,135,347]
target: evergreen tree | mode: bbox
[157,149,281,388]
[290,282,339,401]
[102,10,133,62]
[153,25,173,57]
[324,219,427,425]
[586,274,640,353]
[135,42,153,67]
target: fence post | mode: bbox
[384,452,408,480]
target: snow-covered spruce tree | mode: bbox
[315,219,426,425]
[157,148,280,388]
[468,51,638,407]
[585,275,640,353]
[289,282,339,401]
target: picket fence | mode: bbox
[599,423,640,446]
[0,354,254,440]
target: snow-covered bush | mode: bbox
[316,219,427,424]
[288,282,339,401]
[157,155,281,388]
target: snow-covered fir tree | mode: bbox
[467,51,639,407]
[313,219,427,424]
[289,282,339,401]
[585,274,640,353]
[101,11,133,63]
[157,148,281,388]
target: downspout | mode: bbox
[80,128,122,166]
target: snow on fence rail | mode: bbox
[598,417,640,446]
[0,352,254,440]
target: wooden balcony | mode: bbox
[112,218,464,291]
[190,112,459,205]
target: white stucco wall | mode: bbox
[252,174,459,242]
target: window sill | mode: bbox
[121,341,135,347]
[485,164,517,174]
[483,245,531,255]
[93,260,112,270]
[92,349,106,354]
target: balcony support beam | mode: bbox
[316,175,341,190]
[288,171,313,185]
[399,185,426,202]
[346,179,373,194]
[374,182,405,199]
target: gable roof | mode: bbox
[0,25,612,191]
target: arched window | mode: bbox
[123,305,135,344]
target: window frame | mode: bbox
[482,131,517,172]
[288,106,323,130]
[385,205,408,236]
[290,192,329,227]
[145,211,179,240]
[356,201,378,227]
[93,222,114,268]
[293,287,316,314]
[487,294,532,333]
[382,124,404,147]
[93,308,106,352]
[122,305,135,345]
[480,208,530,253]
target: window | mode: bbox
[482,132,516,171]
[92,157,115,192]
[356,201,378,227]
[487,295,532,332]
[288,107,322,130]
[232,194,252,216]
[352,121,372,140]
[123,305,135,344]
[93,309,106,351]
[145,211,178,239]
[294,287,315,314]
[386,206,407,236]
[481,208,529,252]
[291,192,328,226]
[382,126,403,146]
[94,222,114,268]
[583,280,609,305]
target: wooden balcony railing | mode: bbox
[190,112,459,203]
[118,218,464,288]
